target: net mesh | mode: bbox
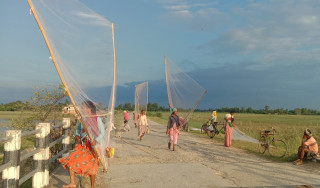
[165,56,207,123]
[29,0,116,170]
[135,81,148,114]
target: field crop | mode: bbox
[148,111,320,161]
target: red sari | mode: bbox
[59,138,99,177]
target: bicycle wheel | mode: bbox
[268,139,288,158]
[207,125,217,138]
[207,130,216,138]
[258,136,267,154]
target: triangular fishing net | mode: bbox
[28,0,116,171]
[135,81,149,115]
[165,56,207,123]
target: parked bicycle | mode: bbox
[258,127,288,157]
[201,119,225,138]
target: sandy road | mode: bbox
[89,115,320,188]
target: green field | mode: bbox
[148,111,320,162]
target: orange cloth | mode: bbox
[304,137,319,156]
[59,139,99,177]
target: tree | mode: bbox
[10,84,68,129]
[264,105,269,113]
[294,108,301,115]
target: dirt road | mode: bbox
[85,115,320,188]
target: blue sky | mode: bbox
[1,0,320,109]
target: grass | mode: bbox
[148,111,320,162]
[0,111,78,187]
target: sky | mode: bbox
[1,0,320,110]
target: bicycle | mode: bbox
[258,127,288,157]
[201,119,225,138]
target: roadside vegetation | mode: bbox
[148,111,320,162]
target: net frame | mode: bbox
[164,55,207,125]
[27,0,116,172]
[135,81,149,115]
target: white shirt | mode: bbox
[139,114,148,126]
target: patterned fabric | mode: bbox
[59,139,99,177]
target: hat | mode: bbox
[171,107,177,115]
[304,128,312,136]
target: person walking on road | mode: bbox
[138,110,148,141]
[166,108,181,151]
[123,110,130,131]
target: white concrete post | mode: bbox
[2,130,21,188]
[33,123,50,188]
[62,118,70,156]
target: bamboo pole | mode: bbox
[146,81,149,112]
[135,85,137,114]
[27,0,108,171]
[182,90,207,126]
[164,56,173,109]
[106,23,117,149]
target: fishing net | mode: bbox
[233,128,259,144]
[135,81,148,114]
[165,56,207,124]
[28,0,116,170]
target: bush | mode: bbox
[147,112,162,118]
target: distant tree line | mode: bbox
[2,100,320,115]
[0,100,68,112]
[115,102,170,111]
[200,105,320,115]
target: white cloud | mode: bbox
[190,0,320,70]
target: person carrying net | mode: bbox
[59,100,105,188]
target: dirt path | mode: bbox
[84,114,320,187]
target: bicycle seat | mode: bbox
[264,130,270,133]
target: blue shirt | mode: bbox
[74,117,105,145]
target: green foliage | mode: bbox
[0,100,26,111]
[147,111,162,118]
[10,84,68,129]
[149,111,320,162]
[115,102,169,112]
[201,106,320,115]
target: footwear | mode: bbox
[293,159,300,165]
[294,160,303,165]
[62,184,76,188]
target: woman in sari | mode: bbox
[138,110,148,141]
[224,112,235,147]
[59,100,105,188]
[166,108,180,151]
